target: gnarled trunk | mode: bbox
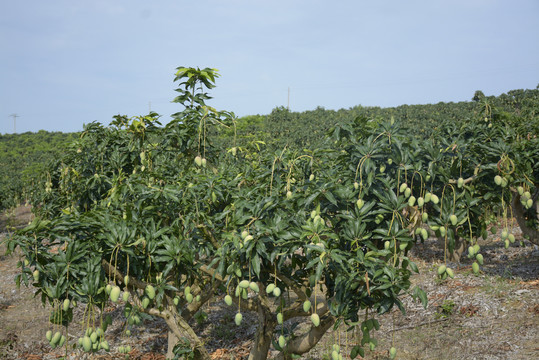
[163,305,211,360]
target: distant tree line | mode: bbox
[1,85,537,212]
[0,131,77,210]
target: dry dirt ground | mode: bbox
[1,206,538,360]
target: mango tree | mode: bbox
[4,67,537,359]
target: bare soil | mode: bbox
[1,206,538,359]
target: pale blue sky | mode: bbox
[1,0,538,133]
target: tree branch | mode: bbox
[183,281,220,320]
[278,314,336,358]
[101,259,149,291]
[197,224,221,249]
[283,296,329,321]
[275,269,308,302]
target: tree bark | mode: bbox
[167,330,180,359]
[248,303,277,360]
[275,314,336,360]
[163,304,211,360]
[101,259,214,359]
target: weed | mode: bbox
[212,313,236,341]
[435,300,456,319]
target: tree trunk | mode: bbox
[448,235,466,263]
[512,188,539,246]
[167,330,180,359]
[163,305,211,360]
[248,304,277,360]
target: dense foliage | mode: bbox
[0,131,77,211]
[216,87,539,152]
[3,69,538,360]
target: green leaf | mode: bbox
[324,191,337,206]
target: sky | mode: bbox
[1,0,538,134]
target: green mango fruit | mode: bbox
[142,296,150,309]
[266,284,276,294]
[90,331,98,343]
[311,313,320,327]
[472,262,480,274]
[278,335,286,348]
[110,286,121,303]
[100,340,109,351]
[51,331,62,345]
[476,253,484,265]
[473,244,480,253]
[249,282,259,293]
[62,299,70,312]
[437,264,446,275]
[399,183,408,193]
[145,285,156,300]
[82,336,91,352]
[404,188,411,198]
[439,226,446,237]
[235,313,243,326]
